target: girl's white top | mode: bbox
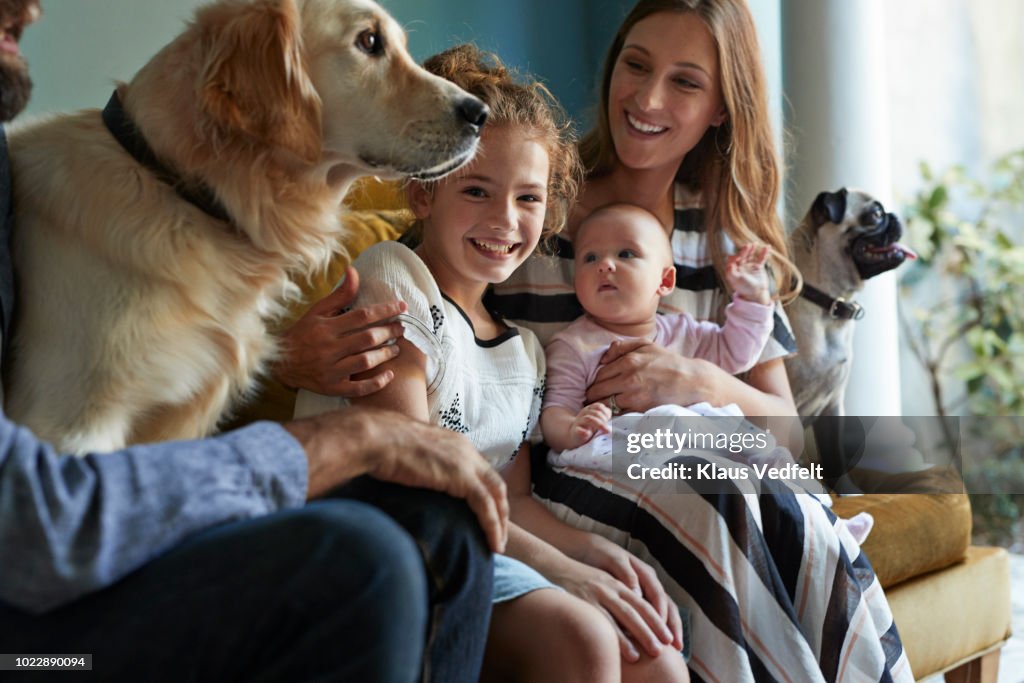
[295,241,545,468]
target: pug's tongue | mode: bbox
[0,32,19,56]
[868,243,918,260]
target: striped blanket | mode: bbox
[530,449,913,682]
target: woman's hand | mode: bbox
[274,266,407,397]
[574,533,684,651]
[551,549,680,663]
[585,339,719,413]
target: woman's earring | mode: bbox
[714,124,732,158]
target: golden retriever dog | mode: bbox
[5,0,487,454]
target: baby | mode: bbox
[540,203,873,544]
[541,202,775,454]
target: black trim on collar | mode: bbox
[102,91,232,225]
[440,292,521,347]
[800,284,865,321]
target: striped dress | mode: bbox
[485,185,913,683]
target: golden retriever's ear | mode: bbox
[199,0,321,163]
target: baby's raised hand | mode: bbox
[725,244,772,305]
[570,402,613,448]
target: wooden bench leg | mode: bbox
[944,650,1000,683]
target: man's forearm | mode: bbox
[283,409,376,499]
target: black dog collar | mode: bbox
[800,284,865,320]
[102,91,232,225]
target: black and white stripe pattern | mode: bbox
[529,451,911,682]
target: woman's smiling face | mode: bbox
[607,11,726,175]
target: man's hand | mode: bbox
[284,407,509,553]
[274,266,407,397]
[725,244,771,305]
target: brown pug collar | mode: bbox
[800,283,865,321]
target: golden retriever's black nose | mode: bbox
[457,97,489,131]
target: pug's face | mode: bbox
[809,188,916,282]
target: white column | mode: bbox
[748,0,784,156]
[782,0,902,416]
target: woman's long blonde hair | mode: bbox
[580,0,800,301]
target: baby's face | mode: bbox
[574,210,673,325]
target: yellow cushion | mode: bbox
[345,177,408,211]
[886,545,1010,679]
[832,491,971,589]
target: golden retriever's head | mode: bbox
[186,0,486,180]
[299,0,488,179]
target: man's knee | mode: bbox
[409,487,488,545]
[336,480,493,596]
[344,478,487,545]
[274,501,429,623]
[398,488,493,595]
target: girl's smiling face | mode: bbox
[410,124,549,304]
[607,11,727,175]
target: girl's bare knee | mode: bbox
[542,591,618,681]
[621,642,690,683]
[496,589,618,683]
[564,597,618,664]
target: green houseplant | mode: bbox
[900,149,1024,546]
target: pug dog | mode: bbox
[785,188,917,424]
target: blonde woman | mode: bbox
[486,1,913,681]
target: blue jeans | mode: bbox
[0,478,493,682]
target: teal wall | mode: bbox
[20,0,206,119]
[380,0,628,128]
[19,0,781,140]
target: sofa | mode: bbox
[833,493,1009,681]
[235,179,1012,683]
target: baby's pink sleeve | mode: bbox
[683,297,774,374]
[543,338,589,414]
